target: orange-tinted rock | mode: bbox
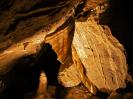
[73,17,128,93]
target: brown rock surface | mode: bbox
[0,0,131,98]
[0,0,82,96]
[73,16,128,93]
[0,0,75,75]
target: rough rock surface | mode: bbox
[73,16,128,93]
[0,0,131,98]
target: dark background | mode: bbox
[108,0,133,75]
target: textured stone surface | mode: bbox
[73,17,128,93]
[0,0,82,75]
[0,0,130,98]
[0,0,83,97]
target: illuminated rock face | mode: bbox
[0,0,130,97]
[58,17,128,94]
[73,17,127,93]
[0,0,82,96]
[0,0,83,75]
